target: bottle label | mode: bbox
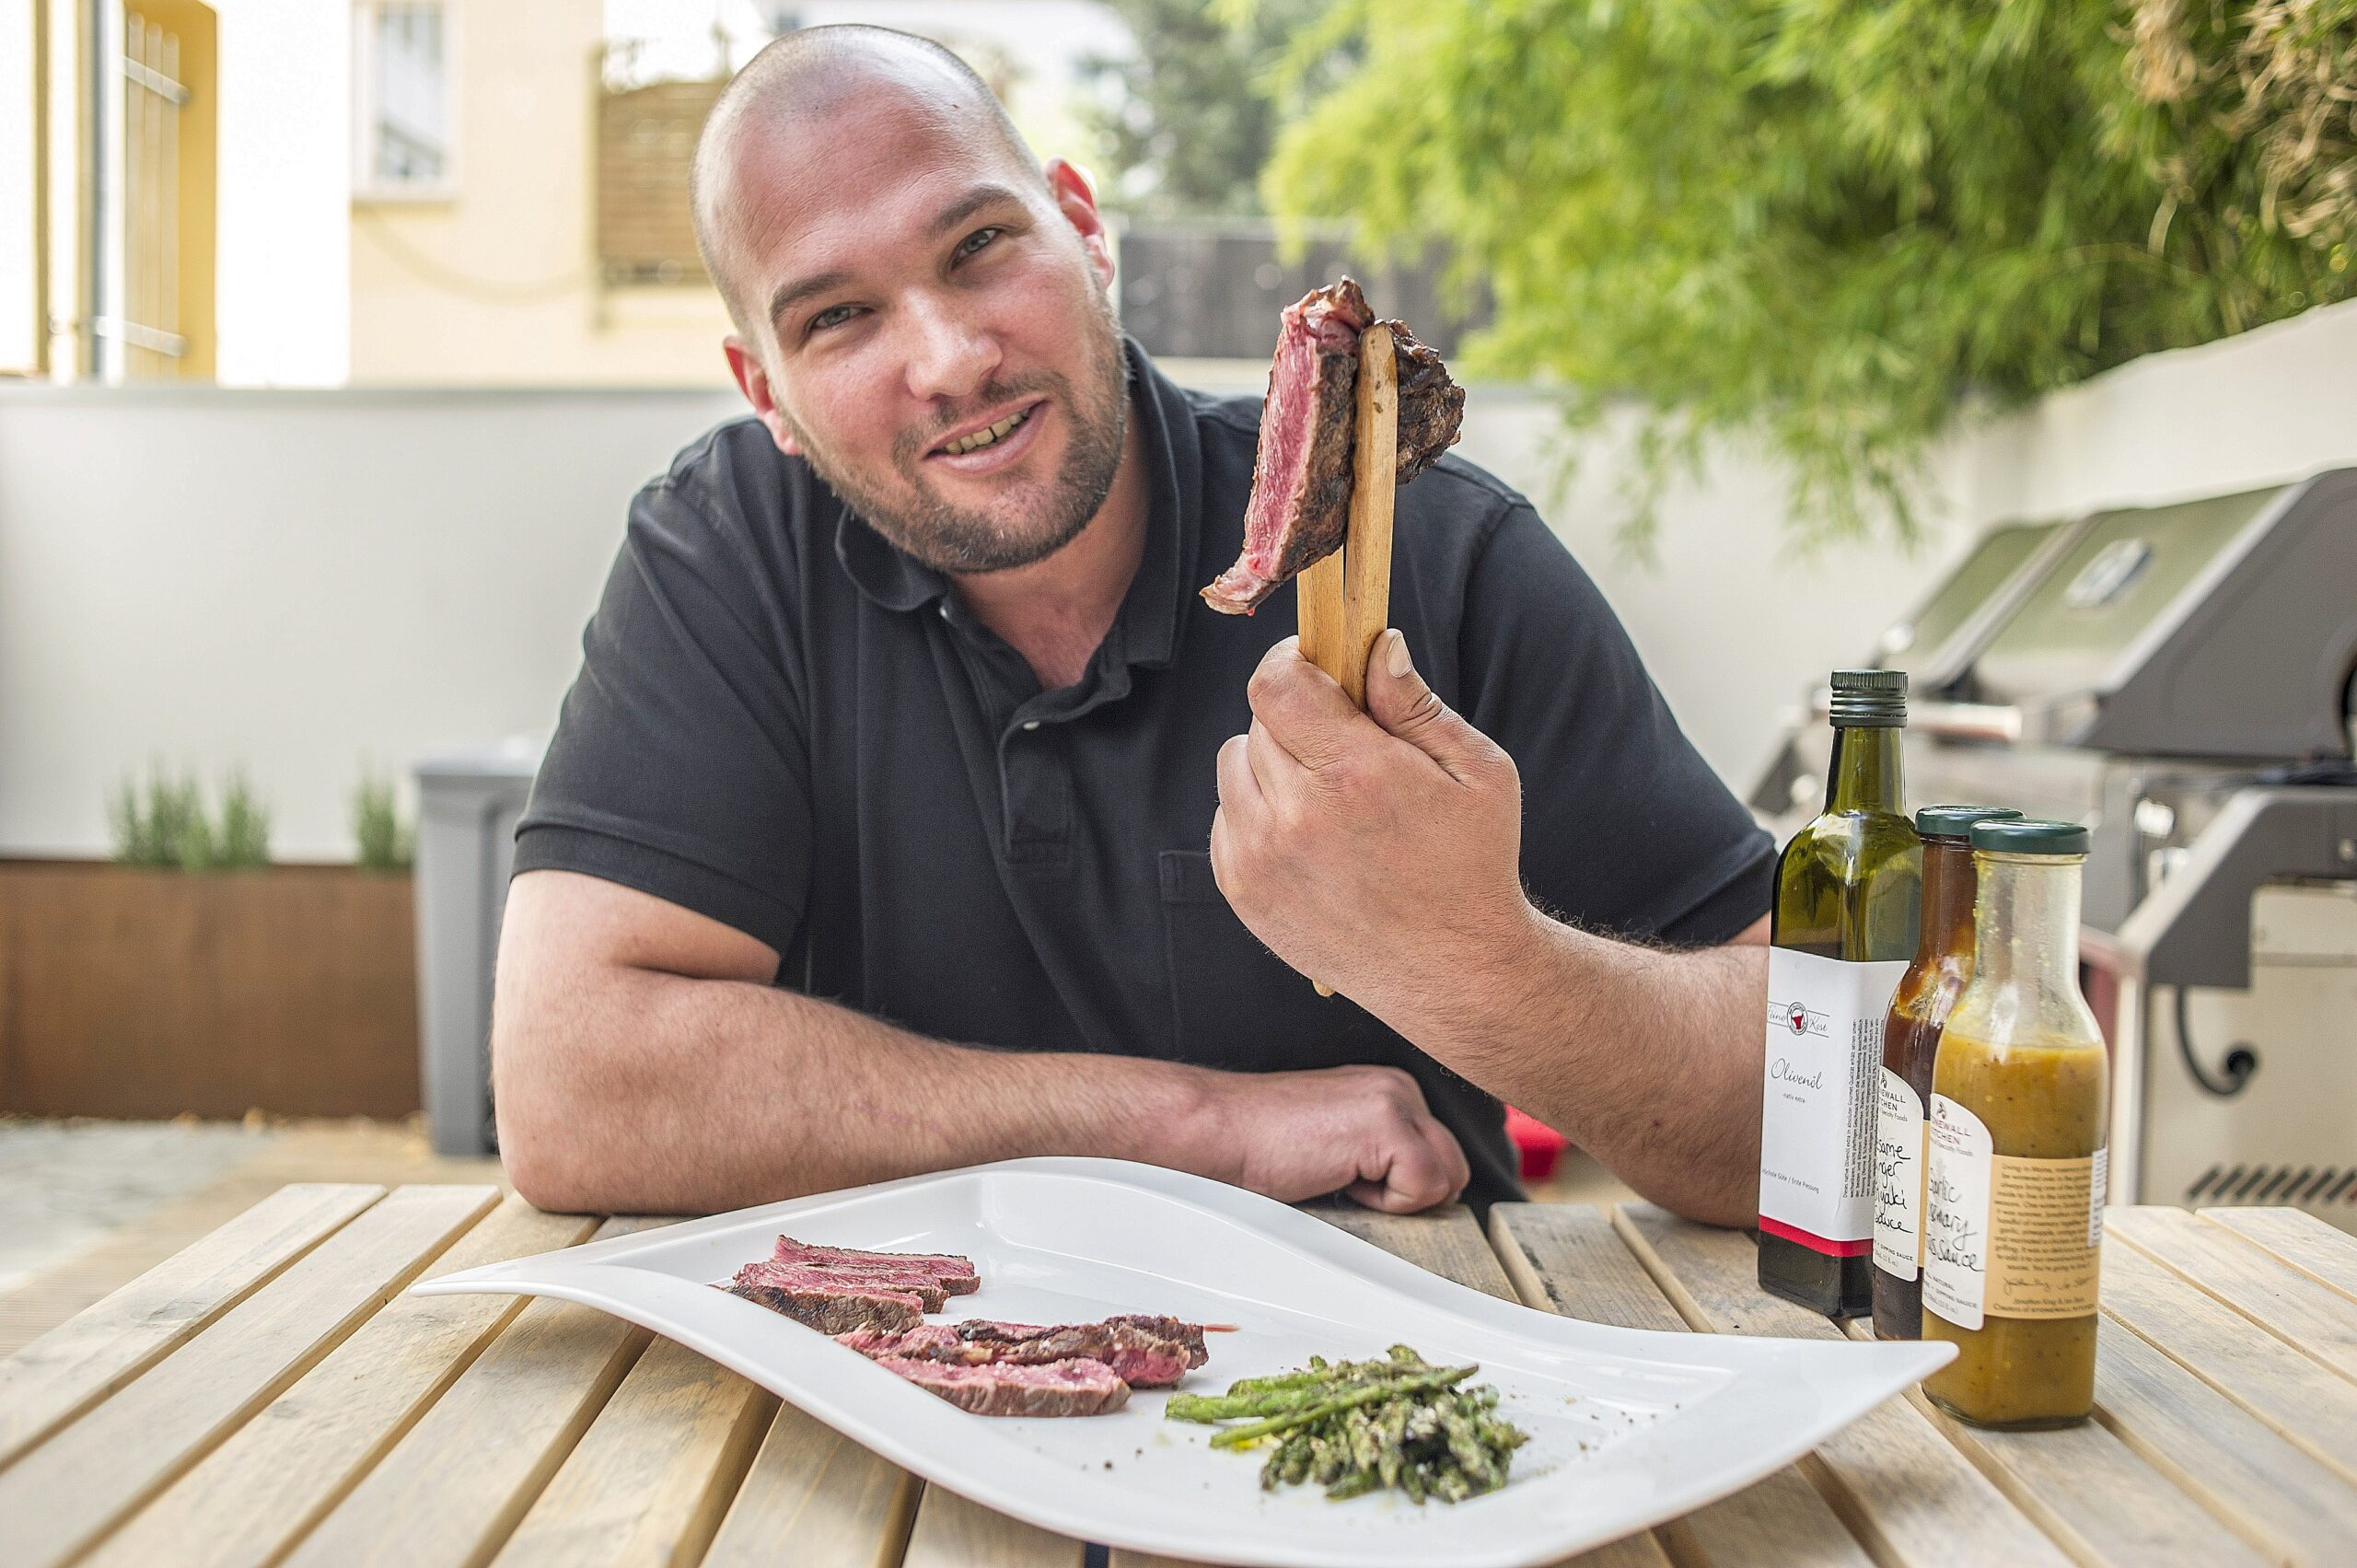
[1874,1068,1924,1281]
[1923,1093,1992,1329]
[1925,1093,2106,1329]
[1759,949,1909,1254]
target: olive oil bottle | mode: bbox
[1759,669,1922,1318]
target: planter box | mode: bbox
[0,860,420,1120]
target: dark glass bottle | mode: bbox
[1759,670,1922,1318]
[1871,805,2019,1340]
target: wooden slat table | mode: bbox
[6,1188,2354,1568]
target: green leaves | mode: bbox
[353,761,414,873]
[1256,0,2356,544]
[108,763,271,871]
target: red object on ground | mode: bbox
[1505,1107,1569,1182]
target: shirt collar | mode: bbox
[832,336,1202,672]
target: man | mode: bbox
[493,25,1773,1225]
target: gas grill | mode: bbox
[1750,468,2357,1231]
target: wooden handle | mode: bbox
[1296,325,1398,706]
[1295,324,1399,997]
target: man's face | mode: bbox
[719,93,1128,575]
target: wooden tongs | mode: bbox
[1294,325,1398,996]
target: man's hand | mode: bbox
[1202,1064,1470,1214]
[1211,632,1536,1013]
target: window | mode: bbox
[354,2,454,199]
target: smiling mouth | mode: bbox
[932,401,1040,458]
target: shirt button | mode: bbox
[1022,720,1040,731]
[937,603,951,620]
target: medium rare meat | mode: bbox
[726,1281,923,1335]
[1201,277,1465,615]
[770,1236,978,1292]
[836,1317,1201,1388]
[871,1354,1132,1417]
[732,1258,949,1313]
[1101,1313,1213,1368]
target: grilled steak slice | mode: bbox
[837,1318,1200,1388]
[769,1236,980,1293]
[871,1355,1132,1417]
[1101,1313,1213,1369]
[733,1259,948,1313]
[1201,277,1465,615]
[726,1282,923,1335]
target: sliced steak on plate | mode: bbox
[732,1258,950,1313]
[726,1281,924,1335]
[871,1354,1132,1417]
[836,1317,1202,1388]
[769,1236,979,1293]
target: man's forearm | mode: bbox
[1371,910,1765,1226]
[493,962,1224,1214]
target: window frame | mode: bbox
[351,0,460,203]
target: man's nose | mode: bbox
[900,294,1001,404]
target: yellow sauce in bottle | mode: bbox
[1922,1034,2106,1426]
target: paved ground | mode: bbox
[0,1118,1631,1358]
[0,1116,503,1355]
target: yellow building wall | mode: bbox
[348,0,736,388]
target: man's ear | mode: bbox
[1044,158,1113,291]
[724,335,801,456]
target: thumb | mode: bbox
[1364,630,1493,784]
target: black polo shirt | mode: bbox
[515,341,1773,1205]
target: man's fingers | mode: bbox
[1247,636,1383,771]
[1244,717,1302,800]
[1364,630,1502,786]
[1214,732,1262,814]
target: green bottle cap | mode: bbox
[1970,818,2091,856]
[1828,668,1908,727]
[1914,805,2023,840]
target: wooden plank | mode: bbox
[2200,1207,2357,1305]
[1609,1204,2078,1568]
[902,1486,1085,1568]
[2108,1206,2357,1383]
[1312,1202,1518,1302]
[81,1197,598,1568]
[0,1182,382,1468]
[1491,1205,1873,1568]
[490,1336,776,1568]
[701,1400,918,1568]
[2086,1308,2357,1565]
[0,1183,497,1568]
[2098,1234,2357,1485]
[276,1216,669,1568]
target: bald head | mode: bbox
[691,25,1042,335]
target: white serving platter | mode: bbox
[415,1157,1949,1568]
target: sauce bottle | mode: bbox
[1759,669,1922,1318]
[1922,819,2107,1428]
[1872,806,2020,1341]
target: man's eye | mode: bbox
[808,305,859,333]
[955,226,1003,261]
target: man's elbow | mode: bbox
[492,1016,608,1214]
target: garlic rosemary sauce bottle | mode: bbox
[1921,819,2108,1428]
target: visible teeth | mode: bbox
[945,407,1028,455]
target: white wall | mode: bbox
[0,383,738,857]
[3,296,2354,859]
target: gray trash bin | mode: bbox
[414,738,544,1156]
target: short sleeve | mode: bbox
[513,477,811,963]
[1458,503,1774,946]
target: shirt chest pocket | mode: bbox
[1157,849,1383,1072]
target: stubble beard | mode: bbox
[785,286,1130,575]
